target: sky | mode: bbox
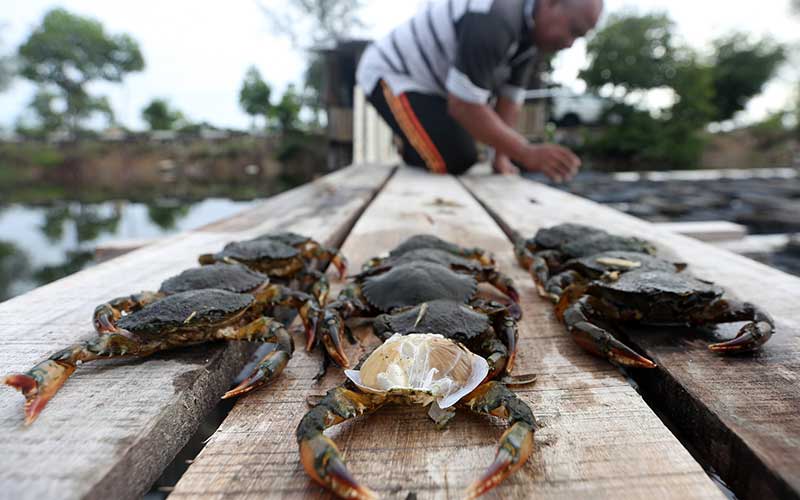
[0,0,797,131]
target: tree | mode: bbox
[0,38,13,93]
[256,0,365,46]
[274,84,302,131]
[580,12,716,168]
[708,34,785,121]
[239,66,273,129]
[580,12,677,94]
[142,98,184,131]
[257,0,365,128]
[17,8,144,136]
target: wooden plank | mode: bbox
[0,163,394,500]
[170,167,721,499]
[653,221,748,243]
[461,170,800,499]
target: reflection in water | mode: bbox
[0,240,31,302]
[33,250,95,285]
[0,198,258,303]
[146,200,191,230]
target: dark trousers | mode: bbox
[366,80,479,175]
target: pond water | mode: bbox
[0,198,260,302]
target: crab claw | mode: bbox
[320,308,350,368]
[465,422,533,499]
[223,349,291,399]
[300,434,377,500]
[574,325,657,369]
[299,301,321,352]
[708,319,774,353]
[331,253,348,280]
[93,304,119,333]
[4,359,76,425]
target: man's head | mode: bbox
[532,0,603,52]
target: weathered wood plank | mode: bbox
[461,170,800,499]
[170,167,721,499]
[0,164,394,500]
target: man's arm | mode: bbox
[447,93,580,181]
[493,96,523,175]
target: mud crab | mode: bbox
[297,331,535,499]
[320,260,521,370]
[5,287,306,425]
[540,250,686,303]
[556,268,775,368]
[361,233,495,273]
[199,231,347,303]
[514,224,656,297]
[93,263,319,344]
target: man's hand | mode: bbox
[492,154,520,176]
[517,144,581,182]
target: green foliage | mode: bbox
[580,12,677,92]
[708,34,785,121]
[0,240,30,302]
[142,98,184,131]
[239,66,273,128]
[0,37,13,93]
[274,85,302,132]
[579,11,784,169]
[17,8,144,135]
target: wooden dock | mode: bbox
[1,164,798,500]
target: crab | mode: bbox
[297,332,535,500]
[556,269,775,369]
[5,288,306,425]
[92,263,320,347]
[514,224,657,297]
[199,231,347,303]
[541,250,687,303]
[361,233,495,273]
[354,247,518,302]
[320,260,521,370]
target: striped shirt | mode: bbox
[357,0,537,105]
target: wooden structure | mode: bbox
[1,164,799,500]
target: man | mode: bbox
[356,0,603,179]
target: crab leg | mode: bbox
[301,243,348,280]
[316,307,351,368]
[297,387,383,500]
[473,300,519,375]
[4,332,163,425]
[473,268,521,305]
[92,291,164,333]
[296,268,331,305]
[696,299,775,353]
[460,382,536,499]
[253,284,320,350]
[222,316,295,398]
[544,270,584,304]
[560,295,658,369]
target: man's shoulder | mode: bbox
[487,0,527,35]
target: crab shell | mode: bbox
[117,289,253,337]
[345,333,489,409]
[159,264,267,294]
[361,262,477,311]
[215,239,299,262]
[252,231,310,247]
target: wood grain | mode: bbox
[0,163,394,500]
[170,167,722,500]
[461,169,800,499]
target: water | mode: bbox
[0,198,259,302]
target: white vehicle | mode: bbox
[525,88,608,127]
